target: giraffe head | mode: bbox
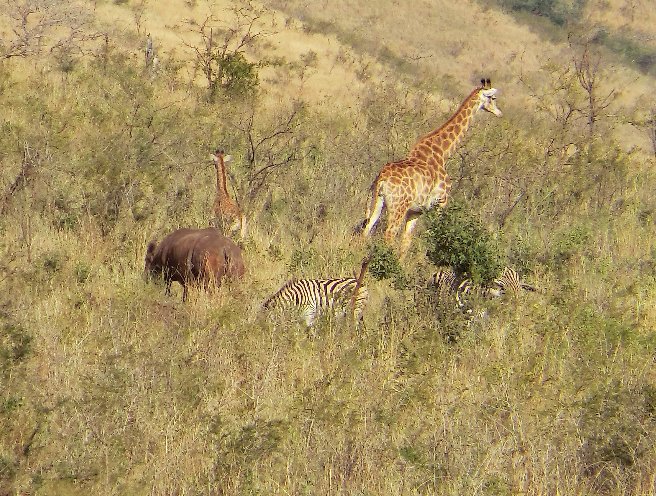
[477,78,502,117]
[210,148,233,165]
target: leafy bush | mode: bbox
[217,52,259,96]
[367,242,409,289]
[423,200,501,285]
[368,242,401,281]
[497,0,586,26]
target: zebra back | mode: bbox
[263,277,368,326]
[429,265,537,309]
[429,267,477,309]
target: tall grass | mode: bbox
[1,2,656,495]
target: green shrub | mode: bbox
[368,242,400,281]
[423,200,501,285]
[367,242,409,289]
[497,0,586,26]
[217,52,259,96]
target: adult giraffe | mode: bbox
[361,79,502,256]
[210,149,247,239]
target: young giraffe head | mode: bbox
[477,78,502,117]
[210,149,233,166]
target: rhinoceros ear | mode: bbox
[146,239,158,255]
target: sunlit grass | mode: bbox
[1,1,656,494]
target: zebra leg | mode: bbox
[352,287,369,329]
[301,304,318,327]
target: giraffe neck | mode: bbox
[411,86,482,165]
[214,158,232,203]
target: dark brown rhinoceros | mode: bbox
[144,227,245,301]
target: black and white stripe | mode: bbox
[493,266,537,295]
[429,266,537,311]
[263,278,369,327]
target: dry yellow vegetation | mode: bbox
[1,0,656,495]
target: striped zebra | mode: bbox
[262,258,370,328]
[493,266,537,295]
[429,266,536,311]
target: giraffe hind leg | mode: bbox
[399,216,420,258]
[383,202,408,244]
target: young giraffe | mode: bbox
[361,79,503,256]
[210,149,247,239]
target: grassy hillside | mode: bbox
[1,0,656,494]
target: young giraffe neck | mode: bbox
[410,87,482,165]
[214,156,232,204]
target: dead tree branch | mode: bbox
[1,143,42,216]
[2,0,103,60]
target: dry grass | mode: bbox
[1,1,656,495]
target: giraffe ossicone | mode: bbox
[361,78,503,256]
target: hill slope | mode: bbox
[1,1,656,495]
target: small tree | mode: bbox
[232,102,306,208]
[423,200,501,285]
[569,36,616,139]
[185,2,269,100]
[1,0,103,61]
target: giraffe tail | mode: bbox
[353,179,380,235]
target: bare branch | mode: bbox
[182,2,273,99]
[1,143,42,216]
[2,0,103,60]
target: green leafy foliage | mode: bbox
[367,242,409,289]
[496,0,586,26]
[423,200,501,284]
[216,52,259,96]
[368,242,401,281]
